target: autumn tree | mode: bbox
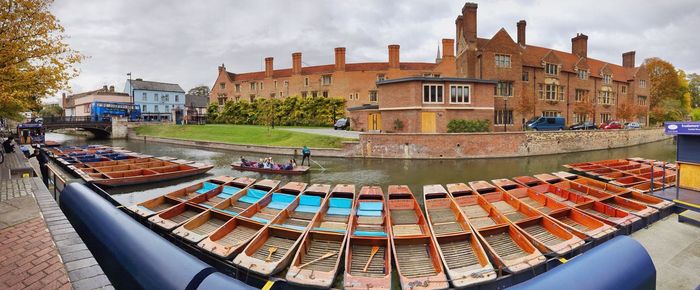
[38,103,62,118]
[678,70,692,117]
[616,100,636,122]
[0,0,83,120]
[513,94,536,121]
[688,73,700,108]
[188,85,210,97]
[644,58,682,123]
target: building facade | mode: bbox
[210,2,650,133]
[124,79,186,121]
[62,85,131,117]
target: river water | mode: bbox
[47,133,676,206]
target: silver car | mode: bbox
[625,122,642,129]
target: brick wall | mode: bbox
[357,128,670,159]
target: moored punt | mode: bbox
[287,184,356,288]
[446,183,506,230]
[491,178,527,192]
[164,177,233,202]
[475,221,545,274]
[551,172,630,195]
[197,179,282,259]
[476,186,541,223]
[533,173,614,201]
[573,201,641,234]
[126,195,181,218]
[610,176,650,187]
[148,202,207,231]
[598,171,632,181]
[231,161,310,175]
[80,158,215,187]
[630,181,665,194]
[512,176,546,187]
[211,178,274,217]
[187,177,256,209]
[127,176,233,217]
[467,181,501,198]
[234,183,327,276]
[387,185,448,290]
[344,186,391,290]
[423,185,496,288]
[617,190,674,214]
[172,209,235,243]
[246,182,308,225]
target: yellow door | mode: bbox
[679,163,700,191]
[421,112,436,133]
[368,113,381,131]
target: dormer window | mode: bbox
[603,74,612,84]
[545,63,559,75]
[577,69,589,80]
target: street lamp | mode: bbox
[504,95,510,132]
[127,72,133,104]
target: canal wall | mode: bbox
[358,128,671,159]
[128,128,669,159]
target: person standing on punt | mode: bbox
[301,145,311,166]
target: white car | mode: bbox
[625,122,642,129]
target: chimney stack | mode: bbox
[102,85,108,91]
[462,3,478,44]
[292,52,302,74]
[109,85,114,92]
[388,44,400,69]
[218,63,225,73]
[455,15,463,45]
[265,57,274,77]
[334,47,346,71]
[622,51,636,68]
[517,20,526,46]
[571,33,588,58]
[442,39,455,58]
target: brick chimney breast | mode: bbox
[388,44,400,69]
[292,52,302,74]
[462,2,478,44]
[571,33,588,58]
[265,57,274,77]
[622,51,636,68]
[335,47,346,71]
[517,20,526,46]
[442,39,455,58]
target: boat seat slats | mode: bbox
[544,192,566,202]
[251,236,296,263]
[483,232,527,260]
[504,211,527,222]
[461,205,488,218]
[290,211,316,220]
[357,216,383,225]
[299,239,342,271]
[427,208,456,224]
[323,214,349,223]
[470,217,498,229]
[390,209,418,225]
[491,201,517,213]
[432,222,463,235]
[392,224,423,236]
[395,244,437,278]
[217,226,258,246]
[191,218,226,235]
[349,245,386,277]
[168,209,200,224]
[522,224,564,247]
[438,240,479,270]
[557,216,592,231]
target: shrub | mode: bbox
[213,96,346,127]
[447,119,490,133]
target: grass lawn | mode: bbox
[135,124,354,148]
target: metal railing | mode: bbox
[43,116,111,124]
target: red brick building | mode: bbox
[210,2,650,133]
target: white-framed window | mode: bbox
[175,95,179,102]
[259,82,264,90]
[142,92,147,101]
[494,109,513,125]
[575,89,588,102]
[273,80,278,89]
[311,91,318,98]
[163,94,169,102]
[154,105,159,112]
[495,54,511,68]
[250,82,256,90]
[545,63,559,75]
[603,74,612,84]
[377,74,386,81]
[522,71,529,82]
[621,85,627,94]
[369,91,378,102]
[577,69,589,80]
[598,91,615,105]
[639,80,646,88]
[539,84,565,101]
[219,83,225,90]
[154,93,158,101]
[321,75,332,85]
[142,104,147,112]
[574,113,587,123]
[322,91,328,98]
[542,111,560,117]
[235,84,240,92]
[304,77,309,86]
[165,105,169,111]
[284,80,289,87]
[422,84,444,103]
[449,85,471,103]
[495,81,513,97]
[279,91,283,98]
[600,113,611,123]
[637,95,647,106]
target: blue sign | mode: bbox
[665,122,700,135]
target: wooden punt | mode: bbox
[81,159,214,187]
[243,182,308,225]
[148,203,207,231]
[231,162,310,175]
[467,181,501,198]
[446,183,507,230]
[608,163,646,171]
[386,185,448,290]
[636,171,676,185]
[585,167,618,177]
[423,185,496,288]
[533,173,614,201]
[127,176,234,217]
[476,187,541,224]
[598,171,632,181]
[551,172,630,195]
[512,176,547,187]
[617,191,674,213]
[610,176,650,187]
[186,177,256,209]
[475,222,545,274]
[196,179,281,259]
[630,181,666,194]
[597,196,658,219]
[287,184,356,288]
[574,201,641,233]
[234,183,327,276]
[343,186,391,290]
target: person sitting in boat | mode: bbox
[263,158,273,169]
[283,160,294,170]
[291,159,297,168]
[257,158,265,168]
[240,156,251,166]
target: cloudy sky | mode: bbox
[48,0,700,103]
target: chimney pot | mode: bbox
[622,51,636,68]
[517,20,526,46]
[292,52,302,74]
[388,45,400,69]
[265,57,274,77]
[335,47,346,71]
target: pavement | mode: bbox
[280,127,361,139]
[631,213,700,290]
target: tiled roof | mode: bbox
[67,88,129,100]
[227,61,437,82]
[130,80,185,93]
[521,44,635,82]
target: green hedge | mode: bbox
[208,96,345,127]
[447,119,490,133]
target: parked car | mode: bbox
[569,121,597,130]
[625,122,642,129]
[526,116,566,131]
[334,118,350,130]
[600,121,624,130]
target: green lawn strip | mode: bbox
[135,124,353,148]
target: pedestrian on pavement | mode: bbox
[2,136,15,153]
[301,145,311,166]
[30,145,50,185]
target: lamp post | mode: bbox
[504,96,510,132]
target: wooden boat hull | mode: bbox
[197,217,266,259]
[89,165,214,186]
[234,226,305,276]
[148,203,206,231]
[126,195,181,218]
[172,209,234,243]
[231,162,310,175]
[476,224,545,274]
[513,216,584,256]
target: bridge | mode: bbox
[42,116,124,138]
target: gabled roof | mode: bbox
[67,88,129,99]
[226,62,438,82]
[521,44,635,82]
[129,80,185,93]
